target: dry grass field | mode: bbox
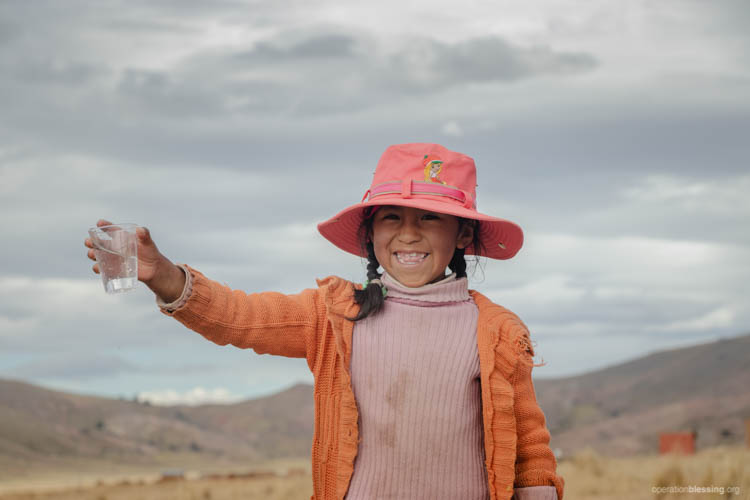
[0,447,747,500]
[558,446,749,500]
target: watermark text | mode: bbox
[652,485,741,496]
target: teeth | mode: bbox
[395,252,428,264]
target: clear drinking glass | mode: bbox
[88,223,139,294]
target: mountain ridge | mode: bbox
[2,332,748,476]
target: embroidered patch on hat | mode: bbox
[423,154,447,185]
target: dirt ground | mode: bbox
[1,446,747,500]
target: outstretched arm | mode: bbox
[159,264,321,365]
[86,223,320,364]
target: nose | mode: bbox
[396,216,421,243]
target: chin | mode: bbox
[393,273,434,288]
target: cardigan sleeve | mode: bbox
[511,324,565,500]
[157,264,321,366]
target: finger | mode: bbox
[87,249,96,261]
[97,219,113,227]
[85,237,93,248]
[92,263,100,274]
[136,226,151,241]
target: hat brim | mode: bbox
[317,196,523,260]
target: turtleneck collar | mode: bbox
[380,271,471,306]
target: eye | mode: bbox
[422,214,440,220]
[383,213,399,220]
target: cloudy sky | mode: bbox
[1,0,748,405]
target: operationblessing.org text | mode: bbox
[652,485,741,496]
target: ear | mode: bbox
[456,221,474,250]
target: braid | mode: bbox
[364,240,381,283]
[347,207,387,322]
[453,217,485,280]
[448,247,468,278]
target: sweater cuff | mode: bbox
[516,469,565,500]
[513,486,558,500]
[155,263,193,313]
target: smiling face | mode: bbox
[370,205,474,287]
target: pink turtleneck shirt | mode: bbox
[346,271,486,499]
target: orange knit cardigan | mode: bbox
[160,265,564,500]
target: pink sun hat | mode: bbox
[317,143,523,260]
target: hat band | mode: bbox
[367,180,475,209]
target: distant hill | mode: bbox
[1,333,748,477]
[0,379,314,478]
[535,332,750,456]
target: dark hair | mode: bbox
[346,206,486,322]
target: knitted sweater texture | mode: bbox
[346,271,486,499]
[159,264,564,500]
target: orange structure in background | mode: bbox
[659,432,696,455]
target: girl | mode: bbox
[85,143,564,500]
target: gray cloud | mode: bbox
[386,36,597,92]
[11,59,110,86]
[101,18,202,35]
[257,32,594,110]
[0,17,599,142]
[116,68,224,118]
[235,33,360,61]
[108,30,598,120]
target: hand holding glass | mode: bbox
[88,223,139,294]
